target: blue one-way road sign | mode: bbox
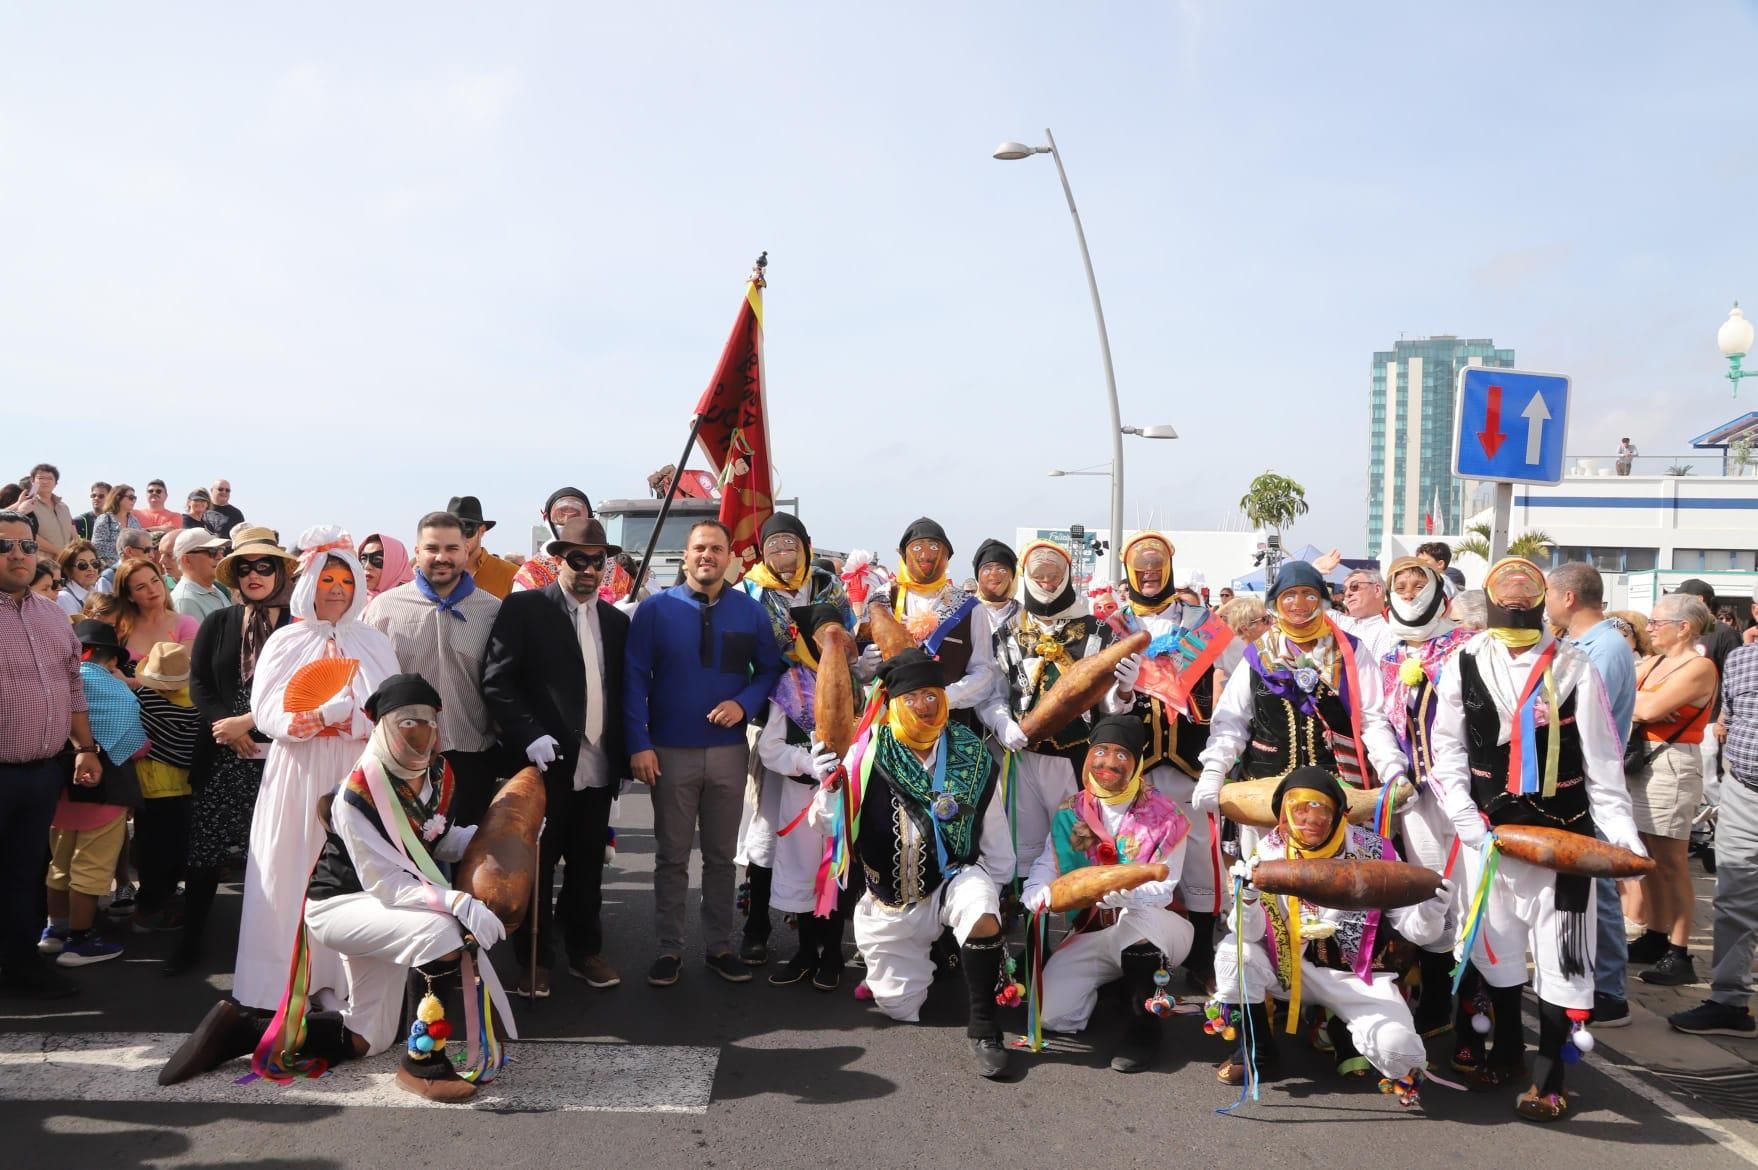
[1451,367,1571,486]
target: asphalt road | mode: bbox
[4,793,1756,1170]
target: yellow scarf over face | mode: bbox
[894,559,948,600]
[1487,626,1543,650]
[887,694,948,751]
[1084,765,1142,807]
[1275,611,1329,643]
[746,556,811,594]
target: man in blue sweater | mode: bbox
[626,519,784,987]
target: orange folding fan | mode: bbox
[283,658,361,713]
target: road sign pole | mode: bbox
[1490,482,1513,562]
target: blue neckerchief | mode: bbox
[927,741,961,879]
[923,594,979,657]
[415,569,477,619]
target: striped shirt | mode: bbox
[0,589,86,763]
[360,580,501,752]
[1724,645,1758,788]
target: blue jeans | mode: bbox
[1593,827,1628,1000]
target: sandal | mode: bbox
[1515,1089,1569,1122]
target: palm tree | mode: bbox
[1454,521,1555,562]
[1239,472,1309,572]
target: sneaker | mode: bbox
[514,967,551,998]
[568,955,621,990]
[1639,949,1698,987]
[647,954,682,987]
[105,883,137,917]
[706,952,752,983]
[970,1035,1011,1080]
[738,934,769,966]
[1591,994,1633,1029]
[37,926,68,955]
[57,933,124,967]
[1670,1000,1758,1038]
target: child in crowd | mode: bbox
[133,642,201,932]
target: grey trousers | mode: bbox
[653,743,750,957]
[1710,778,1758,1007]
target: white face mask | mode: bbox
[1386,569,1451,642]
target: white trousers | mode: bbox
[762,773,822,915]
[1396,787,1461,952]
[854,867,1000,1022]
[304,893,464,1056]
[1012,751,1077,881]
[1041,907,1195,1033]
[1214,933,1426,1079]
[1460,849,1596,1010]
[1145,765,1223,910]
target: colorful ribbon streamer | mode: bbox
[1452,836,1503,993]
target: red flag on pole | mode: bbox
[693,256,774,572]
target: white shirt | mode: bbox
[330,773,478,910]
[561,590,611,790]
[1019,796,1189,911]
[1198,629,1407,786]
[1333,612,1398,663]
[1429,631,1641,850]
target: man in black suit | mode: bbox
[483,516,629,997]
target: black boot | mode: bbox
[1111,944,1163,1073]
[1517,1000,1573,1122]
[1457,979,1527,1089]
[158,999,265,1085]
[739,865,772,965]
[298,1010,359,1066]
[1413,950,1455,1037]
[961,935,1010,1079]
[397,960,476,1103]
[769,913,818,986]
[163,867,218,977]
[1182,911,1217,993]
[812,910,846,992]
[1216,1001,1281,1085]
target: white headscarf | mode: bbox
[1385,556,1454,643]
[1016,541,1086,621]
[290,524,369,629]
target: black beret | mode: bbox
[364,673,445,722]
[1267,560,1329,605]
[761,512,811,548]
[972,538,1017,575]
[898,517,952,556]
[1087,714,1147,760]
[876,647,945,697]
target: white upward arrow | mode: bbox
[1522,393,1551,465]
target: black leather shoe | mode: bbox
[738,935,769,966]
[970,1036,1010,1079]
[158,1000,260,1085]
[767,956,812,987]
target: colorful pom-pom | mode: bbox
[1204,1002,1221,1020]
[426,1020,452,1042]
[414,1035,435,1053]
[854,982,873,1001]
[1222,1026,1237,1042]
[416,993,445,1024]
[408,1020,427,1038]
[1561,1042,1581,1064]
[1572,1027,1594,1054]
[1152,969,1171,988]
[1471,1012,1492,1035]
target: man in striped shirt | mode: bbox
[0,511,101,999]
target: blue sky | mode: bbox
[4,3,1755,574]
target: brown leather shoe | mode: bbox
[396,1063,478,1103]
[515,967,551,998]
[158,1000,260,1085]
[568,955,620,989]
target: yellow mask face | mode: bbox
[1281,786,1346,857]
[887,691,948,750]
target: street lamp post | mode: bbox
[1720,302,1756,398]
[995,129,1127,560]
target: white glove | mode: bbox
[1431,877,1456,905]
[319,691,353,727]
[999,720,1030,753]
[449,891,507,949]
[1113,653,1142,694]
[525,734,559,772]
[1099,889,1133,910]
[1454,812,1488,849]
[854,643,883,682]
[1229,857,1260,902]
[1608,830,1650,859]
[1022,885,1052,914]
[809,740,842,783]
[1193,770,1225,814]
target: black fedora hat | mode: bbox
[74,619,129,665]
[445,495,496,531]
[544,516,623,559]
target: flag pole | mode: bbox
[630,252,768,596]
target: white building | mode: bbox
[1379,412,1758,614]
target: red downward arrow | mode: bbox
[1477,384,1506,459]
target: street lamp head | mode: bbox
[1720,302,1755,359]
[1047,469,1067,477]
[1125,424,1180,439]
[993,140,1045,161]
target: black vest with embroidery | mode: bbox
[307,784,395,903]
[858,746,999,909]
[1457,651,1592,836]
[1240,670,1361,784]
[1004,614,1112,765]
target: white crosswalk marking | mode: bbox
[0,1033,718,1113]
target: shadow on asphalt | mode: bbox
[712,1043,894,1103]
[1,1099,346,1169]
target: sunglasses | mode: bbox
[234,558,281,578]
[360,551,385,568]
[564,550,607,571]
[459,520,483,538]
[187,548,220,559]
[0,538,39,555]
[120,493,136,501]
[71,559,100,572]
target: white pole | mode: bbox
[1043,128,1126,570]
[1490,482,1513,562]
